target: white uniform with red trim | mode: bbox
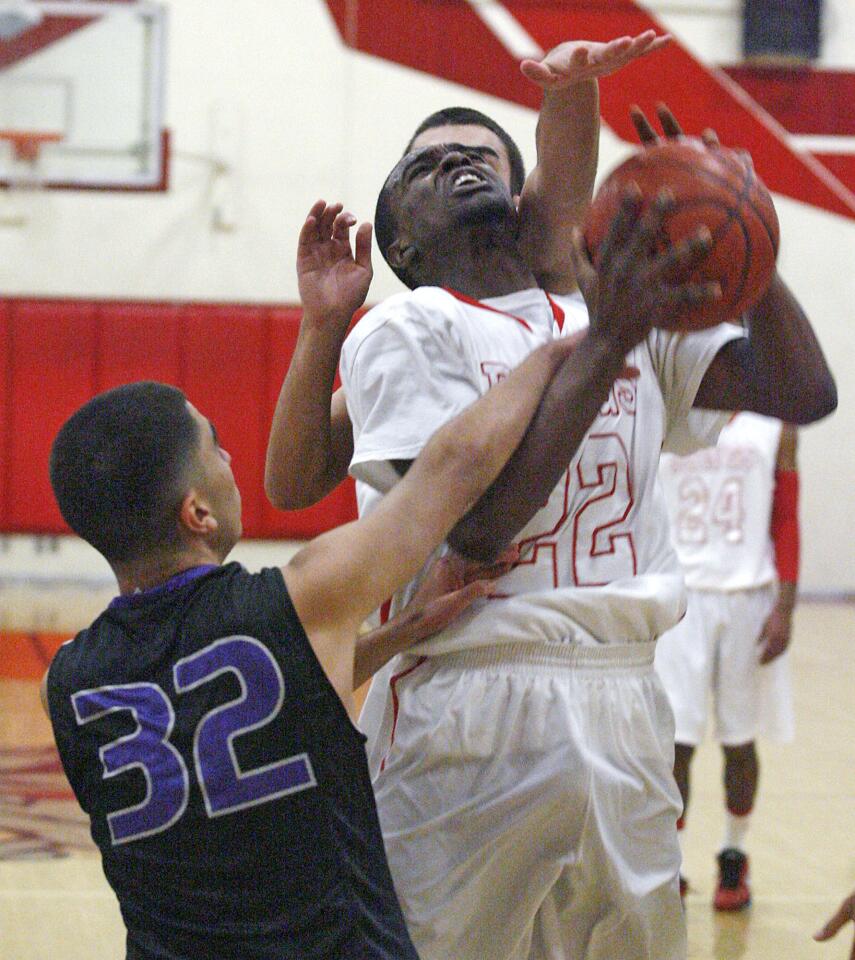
[341,285,742,960]
[654,413,795,746]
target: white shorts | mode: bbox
[654,585,795,747]
[367,642,686,960]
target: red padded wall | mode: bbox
[181,305,272,539]
[96,302,183,391]
[5,300,98,531]
[0,297,360,538]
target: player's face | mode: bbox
[388,142,515,251]
[186,403,242,559]
[409,123,515,194]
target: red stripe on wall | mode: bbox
[722,66,855,137]
[322,0,855,221]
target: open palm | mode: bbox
[521,30,670,90]
[297,199,373,325]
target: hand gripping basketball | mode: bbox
[584,118,779,331]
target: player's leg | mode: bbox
[712,586,778,910]
[654,591,713,896]
[372,649,591,960]
[537,646,686,960]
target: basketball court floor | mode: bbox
[1,536,853,960]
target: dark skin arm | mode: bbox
[632,105,837,425]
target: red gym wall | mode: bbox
[0,297,357,539]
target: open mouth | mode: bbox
[448,169,488,193]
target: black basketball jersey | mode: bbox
[46,563,419,960]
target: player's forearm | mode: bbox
[777,579,797,614]
[744,274,836,422]
[265,314,352,509]
[696,273,836,424]
[353,616,418,689]
[447,331,629,562]
[519,82,599,290]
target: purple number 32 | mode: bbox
[72,636,316,845]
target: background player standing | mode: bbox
[655,415,800,909]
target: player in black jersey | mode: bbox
[40,201,587,960]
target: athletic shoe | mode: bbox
[714,848,751,911]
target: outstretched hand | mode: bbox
[815,889,855,959]
[630,102,726,152]
[297,199,373,328]
[568,189,719,352]
[393,547,520,645]
[521,31,670,90]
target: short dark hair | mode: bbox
[405,107,526,196]
[49,382,201,565]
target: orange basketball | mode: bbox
[583,137,779,331]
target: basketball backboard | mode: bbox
[0,1,168,190]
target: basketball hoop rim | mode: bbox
[0,130,64,164]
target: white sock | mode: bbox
[722,810,751,853]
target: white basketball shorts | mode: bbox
[654,585,795,747]
[370,641,686,960]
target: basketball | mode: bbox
[583,137,780,331]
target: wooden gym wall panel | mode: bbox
[262,308,358,538]
[5,300,98,531]
[181,305,268,538]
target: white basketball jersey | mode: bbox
[341,286,743,652]
[659,412,782,591]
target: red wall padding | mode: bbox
[0,297,357,539]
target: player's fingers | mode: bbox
[651,226,713,278]
[318,202,343,238]
[656,103,684,139]
[630,105,659,145]
[568,228,600,313]
[625,189,674,263]
[701,127,721,148]
[297,214,320,249]
[519,59,552,84]
[662,280,722,310]
[601,186,647,267]
[814,896,855,941]
[354,222,373,271]
[332,210,357,242]
[646,34,672,53]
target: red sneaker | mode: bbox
[714,848,751,911]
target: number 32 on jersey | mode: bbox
[71,636,316,846]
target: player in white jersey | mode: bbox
[332,113,835,960]
[266,75,836,957]
[655,414,799,910]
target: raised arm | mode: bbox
[264,200,365,510]
[282,335,575,707]
[630,104,837,424]
[517,31,670,293]
[448,191,718,562]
